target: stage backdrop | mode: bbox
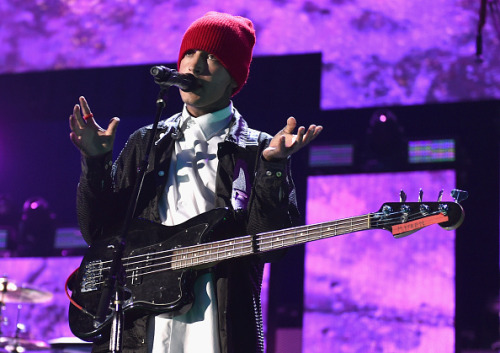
[1,0,499,110]
[304,170,456,353]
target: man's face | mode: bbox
[178,49,237,117]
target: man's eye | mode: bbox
[208,54,218,61]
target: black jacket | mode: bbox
[76,108,299,353]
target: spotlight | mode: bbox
[16,197,56,257]
[362,109,407,171]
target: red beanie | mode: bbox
[178,12,256,96]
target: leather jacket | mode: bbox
[76,108,299,353]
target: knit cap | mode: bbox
[178,12,256,95]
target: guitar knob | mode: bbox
[400,204,410,223]
[439,203,449,216]
[420,204,431,216]
[382,205,393,215]
[437,189,444,202]
[451,189,469,203]
[399,190,407,203]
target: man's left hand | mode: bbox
[263,117,323,162]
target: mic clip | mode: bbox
[170,115,184,141]
[171,130,183,140]
[150,65,198,92]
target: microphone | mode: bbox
[150,66,198,92]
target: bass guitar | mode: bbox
[68,190,466,341]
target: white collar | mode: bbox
[181,102,233,140]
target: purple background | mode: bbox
[1,0,499,110]
[0,257,81,342]
[0,0,498,352]
[304,170,456,353]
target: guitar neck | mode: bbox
[122,200,462,276]
[257,214,372,252]
[170,214,373,269]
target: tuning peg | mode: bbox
[451,189,469,203]
[437,189,444,202]
[399,189,407,203]
[418,189,423,202]
[420,203,431,216]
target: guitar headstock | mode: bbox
[373,189,466,238]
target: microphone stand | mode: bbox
[95,86,171,353]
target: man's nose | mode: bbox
[190,51,206,74]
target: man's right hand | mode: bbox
[69,96,120,157]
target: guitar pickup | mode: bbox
[130,253,155,286]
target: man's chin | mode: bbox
[180,89,202,100]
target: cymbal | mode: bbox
[0,279,52,304]
[48,336,91,346]
[0,337,49,351]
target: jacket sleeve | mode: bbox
[76,128,148,245]
[245,139,300,262]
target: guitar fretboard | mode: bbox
[169,214,372,270]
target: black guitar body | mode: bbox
[69,207,235,341]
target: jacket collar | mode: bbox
[154,105,264,149]
[225,108,262,148]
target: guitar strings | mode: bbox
[81,209,428,285]
[81,210,405,281]
[81,209,441,287]
[87,215,367,271]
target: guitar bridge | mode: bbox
[81,260,103,293]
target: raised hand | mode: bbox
[69,96,120,157]
[262,117,323,162]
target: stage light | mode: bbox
[363,109,406,170]
[16,197,56,257]
[408,139,456,163]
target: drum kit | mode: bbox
[0,277,52,353]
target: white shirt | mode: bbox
[151,103,233,353]
[159,104,232,225]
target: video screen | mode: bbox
[304,170,456,353]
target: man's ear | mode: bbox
[231,78,238,90]
[228,78,239,96]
